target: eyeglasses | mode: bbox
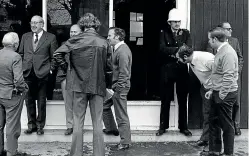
[224,28,232,31]
[30,21,43,25]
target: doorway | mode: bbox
[114,0,176,100]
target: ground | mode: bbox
[17,141,248,156]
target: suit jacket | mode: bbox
[18,30,58,79]
[0,48,28,99]
[206,37,243,72]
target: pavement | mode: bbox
[17,141,248,156]
[4,129,248,156]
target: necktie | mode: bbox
[173,31,177,37]
[34,33,38,44]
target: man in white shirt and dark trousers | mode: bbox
[176,44,214,148]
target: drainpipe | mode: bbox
[109,0,113,27]
[42,0,47,31]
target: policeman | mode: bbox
[156,8,192,136]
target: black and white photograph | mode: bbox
[0,0,248,155]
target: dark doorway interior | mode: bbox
[114,0,176,100]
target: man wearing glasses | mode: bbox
[207,22,243,136]
[19,15,58,135]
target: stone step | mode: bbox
[18,129,248,143]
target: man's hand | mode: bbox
[205,90,213,99]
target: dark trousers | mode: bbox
[199,85,211,142]
[70,92,104,156]
[0,92,25,155]
[233,76,241,128]
[159,63,189,130]
[209,91,237,155]
[25,68,48,129]
[103,88,131,145]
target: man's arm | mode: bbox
[184,29,192,48]
[53,41,70,73]
[12,55,28,92]
[105,44,113,89]
[235,38,243,73]
[219,53,237,100]
[115,51,130,92]
[50,35,58,71]
[18,34,25,59]
[159,31,178,56]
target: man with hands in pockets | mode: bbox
[202,27,238,156]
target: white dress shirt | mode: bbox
[33,30,43,42]
[190,51,215,89]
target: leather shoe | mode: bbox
[24,128,37,134]
[200,151,220,156]
[37,128,44,135]
[235,127,241,136]
[194,140,208,146]
[117,144,130,150]
[180,129,192,136]
[64,128,73,135]
[103,129,119,136]
[0,150,6,156]
[156,129,166,136]
[219,153,233,156]
[13,152,28,156]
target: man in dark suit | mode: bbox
[103,27,132,150]
[53,13,113,156]
[0,32,28,156]
[18,15,58,135]
[156,8,192,136]
[207,22,243,135]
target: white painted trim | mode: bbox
[42,0,47,31]
[176,0,191,30]
[109,0,114,27]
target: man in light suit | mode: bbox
[207,22,243,135]
[202,27,238,156]
[0,32,28,156]
[103,27,132,150]
[18,15,58,135]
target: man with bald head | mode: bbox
[0,32,28,156]
[19,15,58,135]
[57,24,82,135]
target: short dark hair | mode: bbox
[177,44,193,59]
[218,21,230,28]
[109,27,126,41]
[208,27,227,42]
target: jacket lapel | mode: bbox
[27,33,34,52]
[35,31,47,52]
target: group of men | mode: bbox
[0,13,132,156]
[157,8,242,156]
[0,7,243,156]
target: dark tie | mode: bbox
[34,33,38,44]
[173,31,177,37]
